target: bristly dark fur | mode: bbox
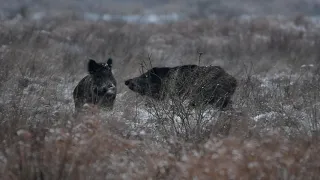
[125,65,237,110]
[73,58,117,111]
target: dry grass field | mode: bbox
[1,0,320,179]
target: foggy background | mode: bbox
[1,0,320,22]
[1,0,320,179]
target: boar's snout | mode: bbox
[125,79,131,86]
[106,84,116,94]
[93,83,116,95]
[125,79,136,91]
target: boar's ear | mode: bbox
[107,58,113,68]
[88,59,101,74]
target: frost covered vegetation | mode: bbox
[1,11,320,180]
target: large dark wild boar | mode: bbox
[125,65,237,110]
[73,58,117,111]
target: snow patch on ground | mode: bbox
[29,11,182,24]
[253,111,277,122]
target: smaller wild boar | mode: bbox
[124,65,237,110]
[73,58,117,111]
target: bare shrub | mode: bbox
[123,55,239,143]
[1,13,320,179]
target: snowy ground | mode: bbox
[1,11,320,179]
